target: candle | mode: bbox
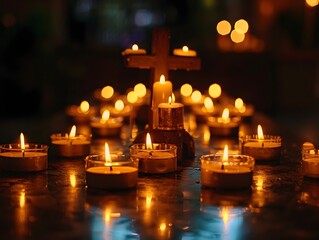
[233,98,254,122]
[85,142,138,190]
[302,143,319,178]
[158,96,184,130]
[91,110,123,137]
[121,44,146,55]
[152,75,173,128]
[200,145,254,189]
[192,96,219,123]
[130,133,177,174]
[0,133,48,172]
[241,125,282,161]
[173,46,197,57]
[51,125,91,157]
[66,100,96,124]
[109,99,133,121]
[208,108,241,137]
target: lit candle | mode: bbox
[192,96,218,123]
[200,145,255,189]
[207,108,241,137]
[121,44,147,55]
[241,124,282,161]
[233,98,254,122]
[173,45,197,57]
[85,142,138,190]
[130,133,177,174]
[0,133,48,172]
[90,109,123,137]
[152,75,173,128]
[51,125,91,157]
[66,100,96,124]
[158,96,184,130]
[109,99,133,120]
[302,142,319,178]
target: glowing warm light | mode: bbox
[168,96,172,104]
[208,83,222,98]
[101,86,114,99]
[134,83,147,98]
[114,100,124,111]
[257,124,264,140]
[230,29,245,43]
[182,46,189,52]
[222,108,230,121]
[191,90,202,103]
[101,110,110,122]
[146,193,152,209]
[159,223,166,231]
[104,208,111,223]
[146,133,153,150]
[20,133,25,152]
[104,142,112,164]
[159,75,166,84]
[220,207,230,224]
[204,97,214,111]
[171,93,175,103]
[180,83,193,97]
[132,44,139,50]
[234,19,249,34]
[19,190,25,208]
[69,125,76,138]
[223,145,229,162]
[306,0,319,7]
[127,91,138,104]
[203,127,211,144]
[256,176,264,191]
[235,98,244,109]
[216,20,231,36]
[80,100,90,112]
[70,173,76,188]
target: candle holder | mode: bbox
[51,133,91,157]
[240,135,282,161]
[0,144,48,172]
[85,154,138,190]
[200,154,255,189]
[302,146,319,179]
[207,116,241,137]
[130,143,177,174]
[90,116,124,138]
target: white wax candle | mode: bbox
[243,141,281,161]
[173,46,197,57]
[86,166,138,189]
[51,138,91,157]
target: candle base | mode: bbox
[302,159,319,178]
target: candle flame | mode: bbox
[101,85,114,99]
[80,100,90,112]
[180,83,193,97]
[204,97,214,111]
[168,96,172,104]
[101,110,110,122]
[127,90,138,104]
[257,124,264,140]
[19,190,25,208]
[114,99,124,111]
[208,83,222,99]
[20,132,25,151]
[134,83,147,98]
[191,90,202,103]
[222,108,230,119]
[146,133,153,150]
[104,142,112,164]
[132,44,139,50]
[182,46,189,52]
[235,98,244,109]
[223,145,229,162]
[171,93,175,103]
[70,173,76,188]
[159,75,166,84]
[69,125,76,138]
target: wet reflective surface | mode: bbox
[1,114,319,239]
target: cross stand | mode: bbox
[123,28,201,161]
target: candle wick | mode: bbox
[110,166,113,171]
[149,151,153,157]
[221,164,224,170]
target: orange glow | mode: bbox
[132,44,139,50]
[127,91,138,103]
[216,20,231,36]
[235,98,244,109]
[159,223,166,231]
[220,207,230,224]
[104,142,112,164]
[160,75,166,84]
[234,19,249,34]
[180,83,193,97]
[69,125,76,138]
[146,193,152,209]
[171,93,176,103]
[146,133,153,150]
[221,108,230,122]
[256,176,264,191]
[208,83,222,98]
[80,100,89,113]
[19,190,26,208]
[204,97,214,111]
[257,124,264,140]
[168,96,172,104]
[191,90,202,103]
[114,100,124,111]
[20,133,25,152]
[182,46,189,52]
[230,29,245,43]
[134,83,147,98]
[70,173,76,188]
[203,127,211,144]
[306,0,319,7]
[223,145,229,162]
[101,110,110,122]
[101,86,114,99]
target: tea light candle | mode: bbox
[66,100,96,124]
[0,133,48,172]
[85,142,138,190]
[109,99,132,118]
[152,75,172,128]
[51,125,91,157]
[90,110,123,137]
[192,96,219,123]
[130,133,177,174]
[241,125,282,161]
[200,145,254,189]
[173,46,197,57]
[158,96,184,130]
[233,98,254,122]
[302,143,319,178]
[208,108,241,137]
[121,44,146,55]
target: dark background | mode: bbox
[0,0,318,141]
